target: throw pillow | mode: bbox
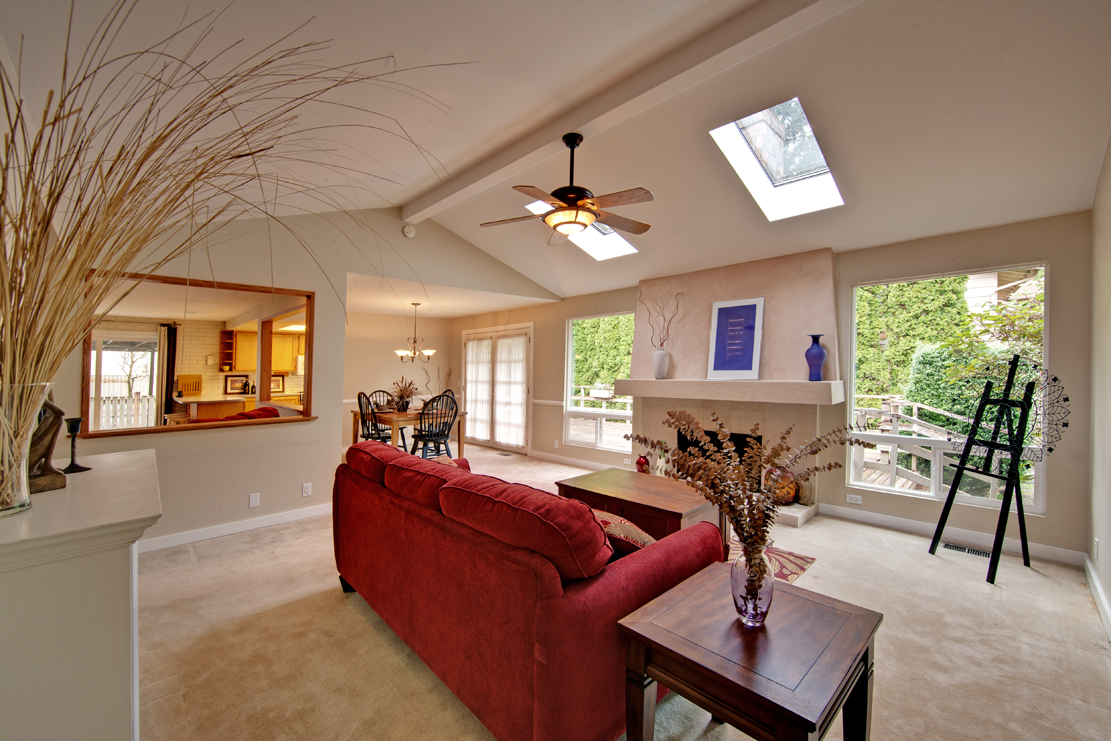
[592,509,656,556]
[432,455,459,467]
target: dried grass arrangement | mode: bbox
[391,377,418,410]
[0,0,447,514]
[628,411,864,599]
[637,285,684,349]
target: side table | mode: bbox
[619,562,882,740]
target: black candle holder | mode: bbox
[62,417,91,474]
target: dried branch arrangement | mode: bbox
[628,411,865,594]
[637,285,684,349]
[0,0,448,510]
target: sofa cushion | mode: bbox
[439,476,612,580]
[346,441,408,485]
[591,509,656,556]
[384,455,474,511]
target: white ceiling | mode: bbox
[8,0,1111,308]
[98,281,276,322]
[345,274,557,319]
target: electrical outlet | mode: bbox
[623,458,632,465]
[249,492,259,508]
[846,493,863,505]
[1095,537,1100,562]
[554,440,559,449]
[302,483,312,498]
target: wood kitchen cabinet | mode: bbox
[271,334,298,372]
[232,332,303,372]
[233,331,257,371]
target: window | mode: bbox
[565,314,634,452]
[850,267,1046,513]
[88,329,161,431]
[463,324,532,450]
[709,97,843,221]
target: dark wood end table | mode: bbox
[619,562,882,741]
[556,468,725,550]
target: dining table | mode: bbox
[351,408,468,457]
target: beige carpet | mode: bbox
[140,448,1111,740]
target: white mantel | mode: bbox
[615,379,845,406]
[0,449,162,741]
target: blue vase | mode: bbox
[805,335,826,382]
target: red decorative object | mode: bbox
[635,454,650,474]
[764,466,799,505]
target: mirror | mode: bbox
[80,275,314,436]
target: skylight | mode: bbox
[525,202,638,261]
[710,97,843,221]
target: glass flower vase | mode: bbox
[0,383,54,518]
[730,544,775,627]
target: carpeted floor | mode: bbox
[140,446,1111,740]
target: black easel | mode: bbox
[928,355,1034,584]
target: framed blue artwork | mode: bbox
[707,297,764,379]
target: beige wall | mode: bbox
[819,211,1093,553]
[1090,134,1111,598]
[50,207,550,541]
[631,248,840,381]
[449,287,638,468]
[342,311,453,446]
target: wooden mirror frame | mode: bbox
[79,274,315,438]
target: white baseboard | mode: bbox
[1084,556,1111,644]
[818,503,1086,566]
[137,503,332,553]
[527,450,614,472]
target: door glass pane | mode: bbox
[494,335,527,448]
[465,339,492,442]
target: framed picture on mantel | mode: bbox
[707,297,764,379]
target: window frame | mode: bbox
[847,262,1049,516]
[563,311,634,454]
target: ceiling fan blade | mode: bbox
[513,185,563,207]
[480,214,543,227]
[596,210,651,235]
[546,230,569,246]
[589,187,654,210]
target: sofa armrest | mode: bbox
[532,522,723,741]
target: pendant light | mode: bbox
[396,302,435,363]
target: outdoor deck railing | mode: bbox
[850,394,1037,506]
[98,393,159,430]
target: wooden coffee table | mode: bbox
[555,468,723,548]
[619,562,882,741]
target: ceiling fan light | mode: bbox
[543,207,597,235]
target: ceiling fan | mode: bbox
[480,132,653,245]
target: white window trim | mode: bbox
[461,322,534,454]
[847,262,1049,516]
[564,312,634,453]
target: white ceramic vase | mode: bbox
[652,347,669,380]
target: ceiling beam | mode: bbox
[400,0,864,224]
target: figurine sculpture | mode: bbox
[28,396,66,493]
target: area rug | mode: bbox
[729,542,816,583]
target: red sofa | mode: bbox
[332,441,723,741]
[188,405,280,423]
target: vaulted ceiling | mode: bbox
[5,0,1111,310]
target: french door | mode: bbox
[463,324,533,451]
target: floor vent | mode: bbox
[496,452,512,457]
[943,542,991,558]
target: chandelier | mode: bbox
[396,302,435,363]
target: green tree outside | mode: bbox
[854,276,969,400]
[571,314,634,410]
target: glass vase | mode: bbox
[730,544,775,627]
[0,383,54,518]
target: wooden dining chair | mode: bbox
[409,393,458,459]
